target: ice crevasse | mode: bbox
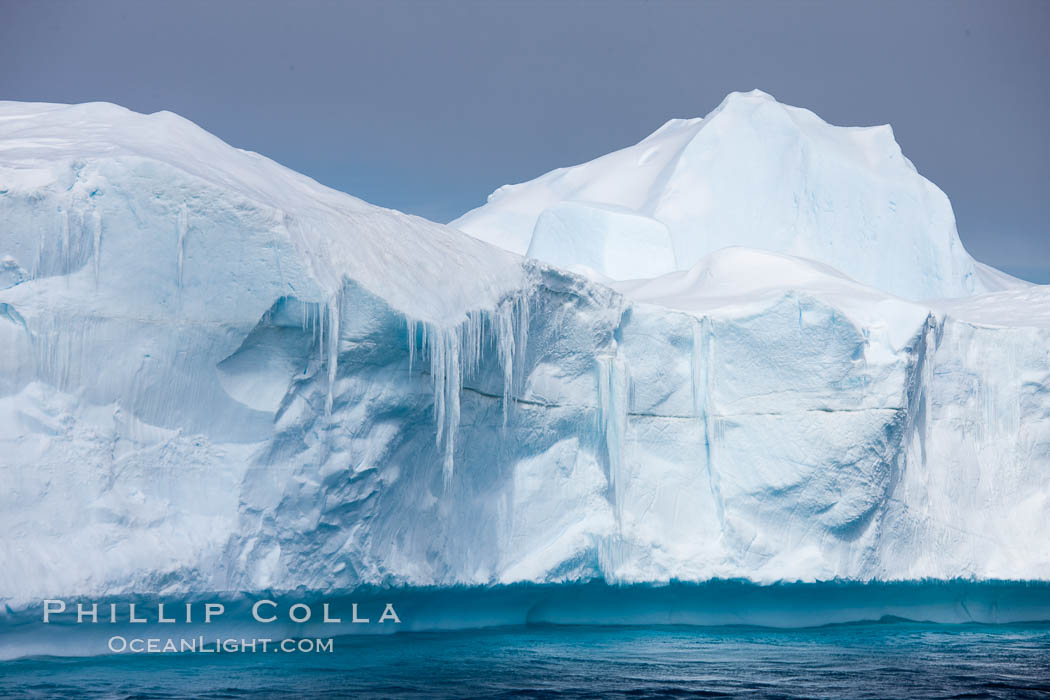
[0,92,1049,617]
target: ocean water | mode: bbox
[2,621,1049,699]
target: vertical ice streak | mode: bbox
[176,203,188,288]
[92,210,102,285]
[59,208,70,275]
[33,224,44,279]
[901,315,937,496]
[692,315,725,526]
[443,327,461,488]
[325,291,341,418]
[922,320,935,460]
[691,318,704,421]
[597,344,630,526]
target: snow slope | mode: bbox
[1,99,1049,625]
[453,90,1019,300]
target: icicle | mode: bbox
[515,291,530,375]
[317,301,326,368]
[92,210,102,285]
[462,310,485,379]
[175,203,188,288]
[441,328,461,488]
[497,301,515,426]
[406,318,417,374]
[420,322,457,486]
[495,290,530,427]
[430,325,446,444]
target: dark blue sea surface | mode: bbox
[2,621,1049,699]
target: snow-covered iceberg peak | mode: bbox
[453,89,1000,299]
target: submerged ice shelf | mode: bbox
[0,95,1049,629]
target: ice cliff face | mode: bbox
[1,96,1049,613]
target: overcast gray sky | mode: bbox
[1,0,1047,282]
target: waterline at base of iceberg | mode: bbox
[3,579,1049,661]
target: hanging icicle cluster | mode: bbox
[496,291,530,427]
[404,287,531,488]
[286,292,345,420]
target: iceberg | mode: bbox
[1,93,1049,642]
